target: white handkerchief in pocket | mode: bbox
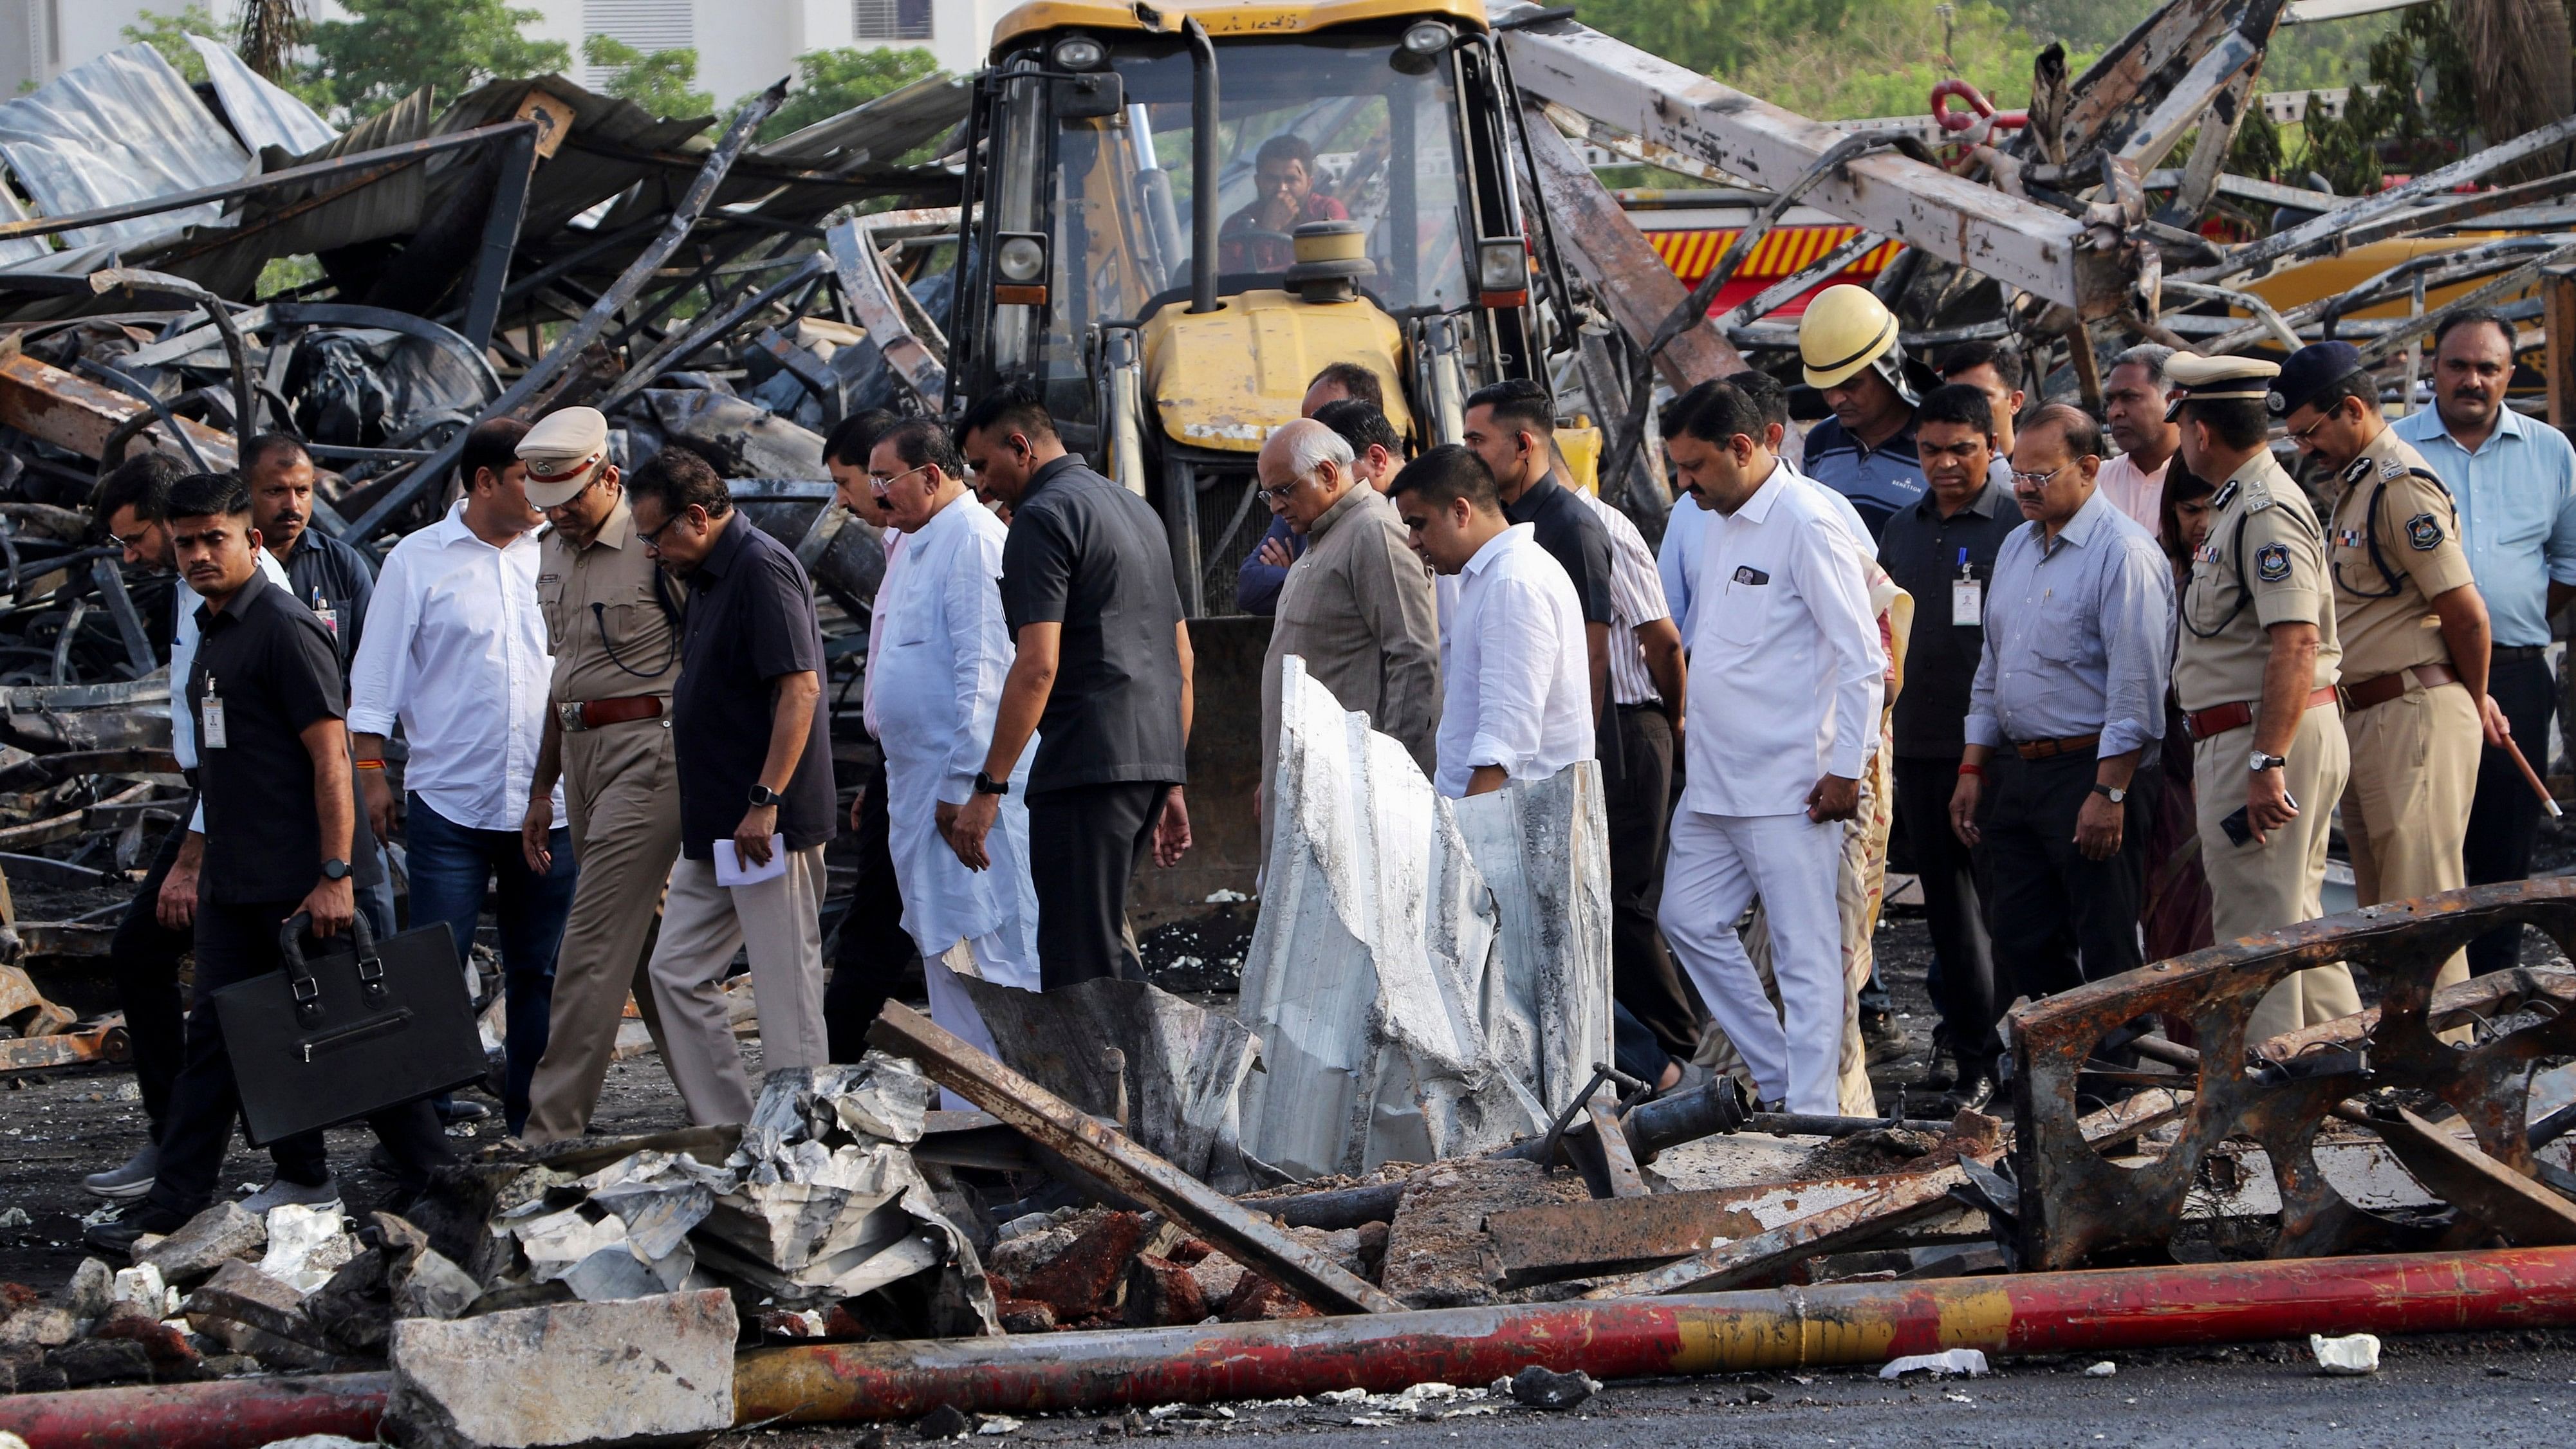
[713,835,788,887]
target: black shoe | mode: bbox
[436,1099,492,1125]
[1918,1040,1960,1093]
[1943,1073,1997,1113]
[84,1201,188,1259]
[1860,1009,1911,1065]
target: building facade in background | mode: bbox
[3,0,990,112]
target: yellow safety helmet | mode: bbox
[1799,284,1907,394]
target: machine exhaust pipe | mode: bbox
[1183,17,1220,313]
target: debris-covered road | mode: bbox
[719,1334,2576,1448]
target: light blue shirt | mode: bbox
[2391,405,2576,648]
[1966,489,2175,758]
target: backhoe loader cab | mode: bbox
[950,0,1574,613]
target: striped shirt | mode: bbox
[1581,491,1673,706]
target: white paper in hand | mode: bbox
[713,835,788,887]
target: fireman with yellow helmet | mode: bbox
[1797,284,1950,541]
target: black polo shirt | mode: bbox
[277,528,377,673]
[1499,476,1615,625]
[997,454,1187,797]
[1876,477,2021,760]
[670,512,836,860]
[188,576,346,905]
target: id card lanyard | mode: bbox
[201,674,228,750]
[1950,547,1983,625]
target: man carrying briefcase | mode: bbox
[88,474,457,1257]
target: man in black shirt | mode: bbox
[1461,380,1614,724]
[243,432,397,941]
[627,447,837,1127]
[86,474,452,1256]
[1875,385,2018,1103]
[949,385,1192,988]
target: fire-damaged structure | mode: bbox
[6,0,2576,1441]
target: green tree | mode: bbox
[582,34,714,120]
[2295,5,2478,196]
[120,4,224,84]
[304,0,569,118]
[759,46,943,141]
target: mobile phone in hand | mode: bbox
[2219,789,2297,847]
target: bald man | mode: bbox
[1256,418,1440,788]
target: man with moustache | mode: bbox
[1799,285,1927,540]
[2393,311,2576,974]
[2096,345,2185,537]
[86,472,454,1255]
[514,407,686,1143]
[1951,405,2174,1015]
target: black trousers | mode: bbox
[824,752,923,1060]
[1893,755,1999,1071]
[2468,652,2557,975]
[1978,751,2155,1008]
[108,820,196,1142]
[145,898,455,1219]
[1028,780,1167,992]
[1602,705,1699,1057]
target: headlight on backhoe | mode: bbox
[996,232,1050,305]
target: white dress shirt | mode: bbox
[171,548,293,833]
[1660,458,1859,645]
[347,500,560,831]
[1682,459,1887,817]
[1433,522,1593,797]
[870,495,1039,973]
[1579,492,1674,706]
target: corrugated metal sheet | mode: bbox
[187,35,337,159]
[0,43,250,252]
[754,73,970,168]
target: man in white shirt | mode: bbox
[1658,381,1887,1115]
[349,420,574,1138]
[869,419,1039,1098]
[84,456,305,1205]
[2095,344,2184,538]
[1385,445,1591,797]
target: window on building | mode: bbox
[852,0,934,42]
[584,0,696,86]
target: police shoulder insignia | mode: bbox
[2254,542,2293,582]
[2342,457,2375,486]
[2406,512,2444,551]
[2242,478,2277,512]
[2381,456,2408,481]
[2210,479,2239,510]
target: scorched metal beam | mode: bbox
[1491,4,2121,315]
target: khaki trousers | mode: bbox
[2194,705,2360,1043]
[521,719,683,1145]
[2342,679,2479,997]
[649,845,831,1125]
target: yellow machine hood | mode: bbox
[1138,290,1415,452]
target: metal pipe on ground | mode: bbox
[734,1247,2576,1424]
[14,1249,2576,1446]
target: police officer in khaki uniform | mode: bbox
[2274,342,2498,999]
[2167,354,2360,1042]
[514,407,688,1143]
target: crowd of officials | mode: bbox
[69,275,2574,1252]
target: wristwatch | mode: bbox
[2090,783,2127,804]
[747,784,781,808]
[973,771,1010,797]
[2248,750,2288,773]
[320,858,351,881]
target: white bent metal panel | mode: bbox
[1491,5,2113,313]
[1237,656,1554,1179]
[1452,755,1615,1122]
[0,43,251,254]
[187,35,338,160]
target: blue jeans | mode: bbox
[404,793,576,1134]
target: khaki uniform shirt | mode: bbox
[1260,483,1442,780]
[535,497,683,705]
[2327,426,2474,682]
[2175,449,2341,712]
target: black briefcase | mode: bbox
[210,913,486,1146]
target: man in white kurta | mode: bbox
[1658,382,1885,1115]
[865,420,1039,1093]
